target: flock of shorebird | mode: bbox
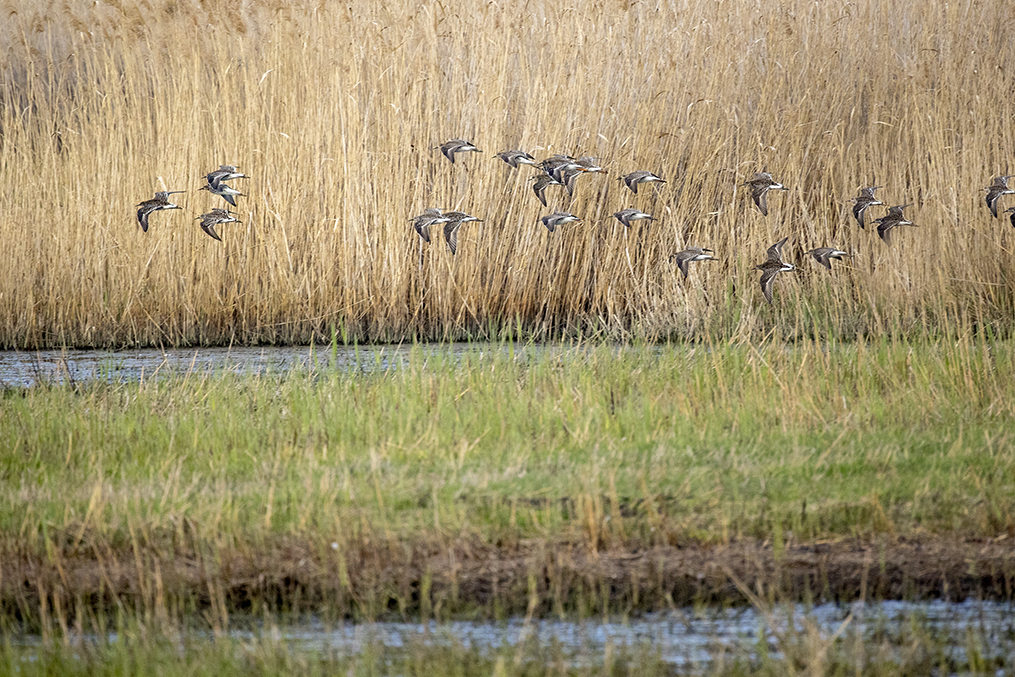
[136,144,1015,305]
[136,165,247,242]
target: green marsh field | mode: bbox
[3,338,1015,674]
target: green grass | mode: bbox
[3,337,1014,628]
[5,337,1014,544]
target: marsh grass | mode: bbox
[1,0,1014,348]
[3,338,1015,626]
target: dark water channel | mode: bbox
[0,343,530,388]
[234,600,1013,666]
[10,601,1014,668]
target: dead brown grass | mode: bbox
[6,531,1014,626]
[1,0,1014,347]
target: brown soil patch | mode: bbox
[4,535,1014,622]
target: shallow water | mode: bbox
[0,343,539,388]
[233,600,1014,665]
[13,600,1011,667]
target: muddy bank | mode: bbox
[4,535,1014,625]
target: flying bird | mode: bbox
[669,247,716,279]
[200,176,245,207]
[437,139,482,164]
[442,211,482,255]
[851,185,884,228]
[984,175,1014,218]
[612,208,655,228]
[539,154,577,174]
[743,172,788,216]
[196,208,240,242]
[756,236,795,304]
[574,156,605,173]
[410,208,450,243]
[530,173,562,207]
[494,150,537,168]
[873,204,917,245]
[205,164,248,184]
[804,246,851,269]
[621,170,666,194]
[540,211,580,233]
[136,190,184,232]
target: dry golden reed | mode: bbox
[1,0,1013,348]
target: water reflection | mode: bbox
[0,343,529,388]
[11,600,1009,667]
[231,600,1012,665]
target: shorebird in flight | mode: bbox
[743,172,788,216]
[196,208,240,242]
[756,236,795,304]
[540,211,580,233]
[613,208,655,228]
[873,204,917,245]
[852,185,884,228]
[136,190,184,232]
[205,164,248,184]
[984,175,1014,218]
[1006,206,1015,229]
[530,173,562,207]
[442,211,482,255]
[804,246,851,270]
[410,208,450,244]
[539,154,577,174]
[558,166,584,197]
[669,247,716,279]
[200,176,245,207]
[437,139,481,164]
[621,170,666,194]
[494,150,537,168]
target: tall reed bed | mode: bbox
[1,0,1013,347]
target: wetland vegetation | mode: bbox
[3,0,1015,672]
[1,0,1014,348]
[4,338,1014,620]
[3,337,1015,673]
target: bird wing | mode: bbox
[440,141,458,163]
[812,249,832,269]
[852,201,868,228]
[876,221,893,245]
[759,268,778,304]
[532,178,549,207]
[415,219,432,243]
[444,219,461,255]
[563,169,580,196]
[675,252,691,279]
[766,237,788,262]
[201,220,223,242]
[137,204,152,232]
[986,188,1004,218]
[753,186,769,216]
